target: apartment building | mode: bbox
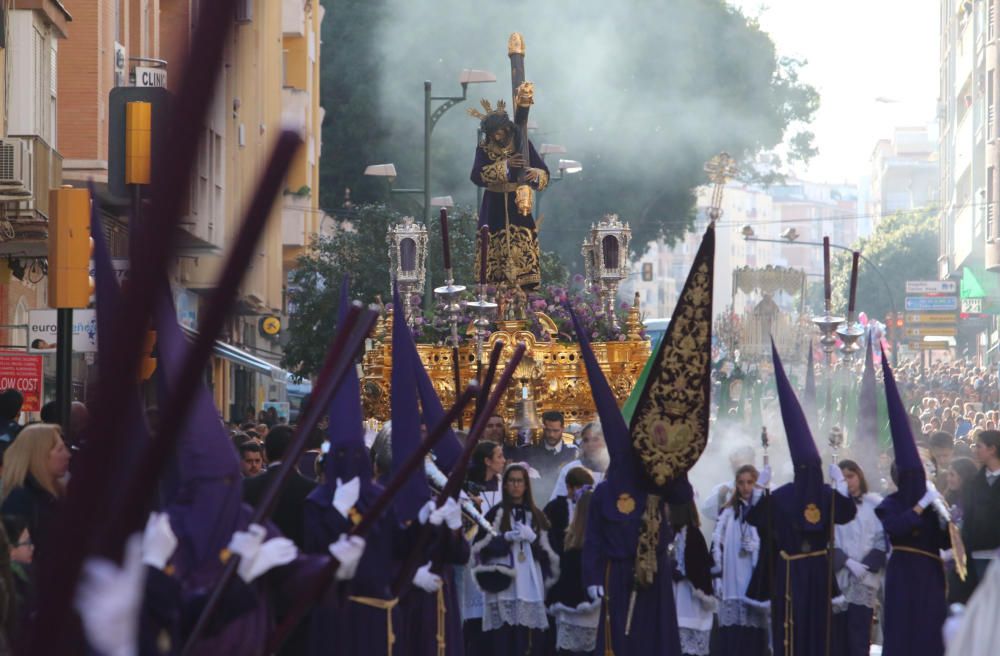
[869,126,939,228]
[0,2,70,397]
[36,0,326,419]
[938,0,1000,361]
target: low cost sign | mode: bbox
[0,353,43,411]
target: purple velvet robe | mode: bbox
[396,525,470,656]
[469,139,548,289]
[875,494,950,656]
[582,484,683,656]
[745,483,856,656]
[303,482,399,656]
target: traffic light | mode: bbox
[138,330,157,382]
[48,187,93,308]
[125,101,152,185]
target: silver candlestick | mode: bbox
[812,310,844,356]
[465,283,497,369]
[434,271,466,348]
[836,310,864,357]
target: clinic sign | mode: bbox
[27,310,98,353]
[135,66,167,88]
[0,353,42,411]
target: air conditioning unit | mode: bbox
[114,42,127,87]
[0,138,32,197]
[235,0,253,23]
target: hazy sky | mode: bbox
[733,0,940,183]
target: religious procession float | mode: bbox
[358,33,741,432]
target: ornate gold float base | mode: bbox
[361,314,651,430]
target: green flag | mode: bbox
[622,348,656,423]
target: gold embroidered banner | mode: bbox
[628,224,715,488]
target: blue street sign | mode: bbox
[904,296,959,311]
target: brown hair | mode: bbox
[564,489,593,551]
[1,424,66,501]
[564,466,594,491]
[838,459,868,495]
[499,464,550,533]
[722,464,759,511]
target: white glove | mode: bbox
[75,534,146,656]
[828,463,845,483]
[845,558,868,578]
[504,530,520,542]
[757,464,772,488]
[412,562,443,592]
[418,499,436,525]
[228,524,298,583]
[942,603,965,649]
[329,534,366,581]
[917,486,940,510]
[517,523,537,544]
[712,576,723,598]
[141,512,177,571]
[587,585,604,601]
[431,498,463,531]
[333,477,361,518]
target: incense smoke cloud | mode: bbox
[370,0,792,235]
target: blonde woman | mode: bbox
[0,424,70,554]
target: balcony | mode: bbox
[0,136,63,256]
[282,0,306,37]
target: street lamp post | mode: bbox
[534,148,582,218]
[366,70,496,219]
[741,227,899,366]
[424,70,497,223]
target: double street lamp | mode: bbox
[365,69,497,222]
[741,225,899,365]
[535,142,582,218]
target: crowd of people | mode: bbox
[0,338,993,656]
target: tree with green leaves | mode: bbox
[830,209,939,323]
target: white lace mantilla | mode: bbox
[717,598,769,629]
[482,599,549,631]
[679,627,711,655]
[556,622,598,652]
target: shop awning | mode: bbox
[181,326,288,381]
[961,266,1000,314]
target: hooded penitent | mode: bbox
[571,306,641,508]
[153,287,244,586]
[389,286,432,523]
[410,331,463,474]
[854,332,879,475]
[319,278,378,504]
[880,353,925,505]
[771,339,826,533]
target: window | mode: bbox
[989,70,996,140]
[988,167,995,239]
[991,0,996,41]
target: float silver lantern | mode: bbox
[387,216,428,327]
[582,213,632,329]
